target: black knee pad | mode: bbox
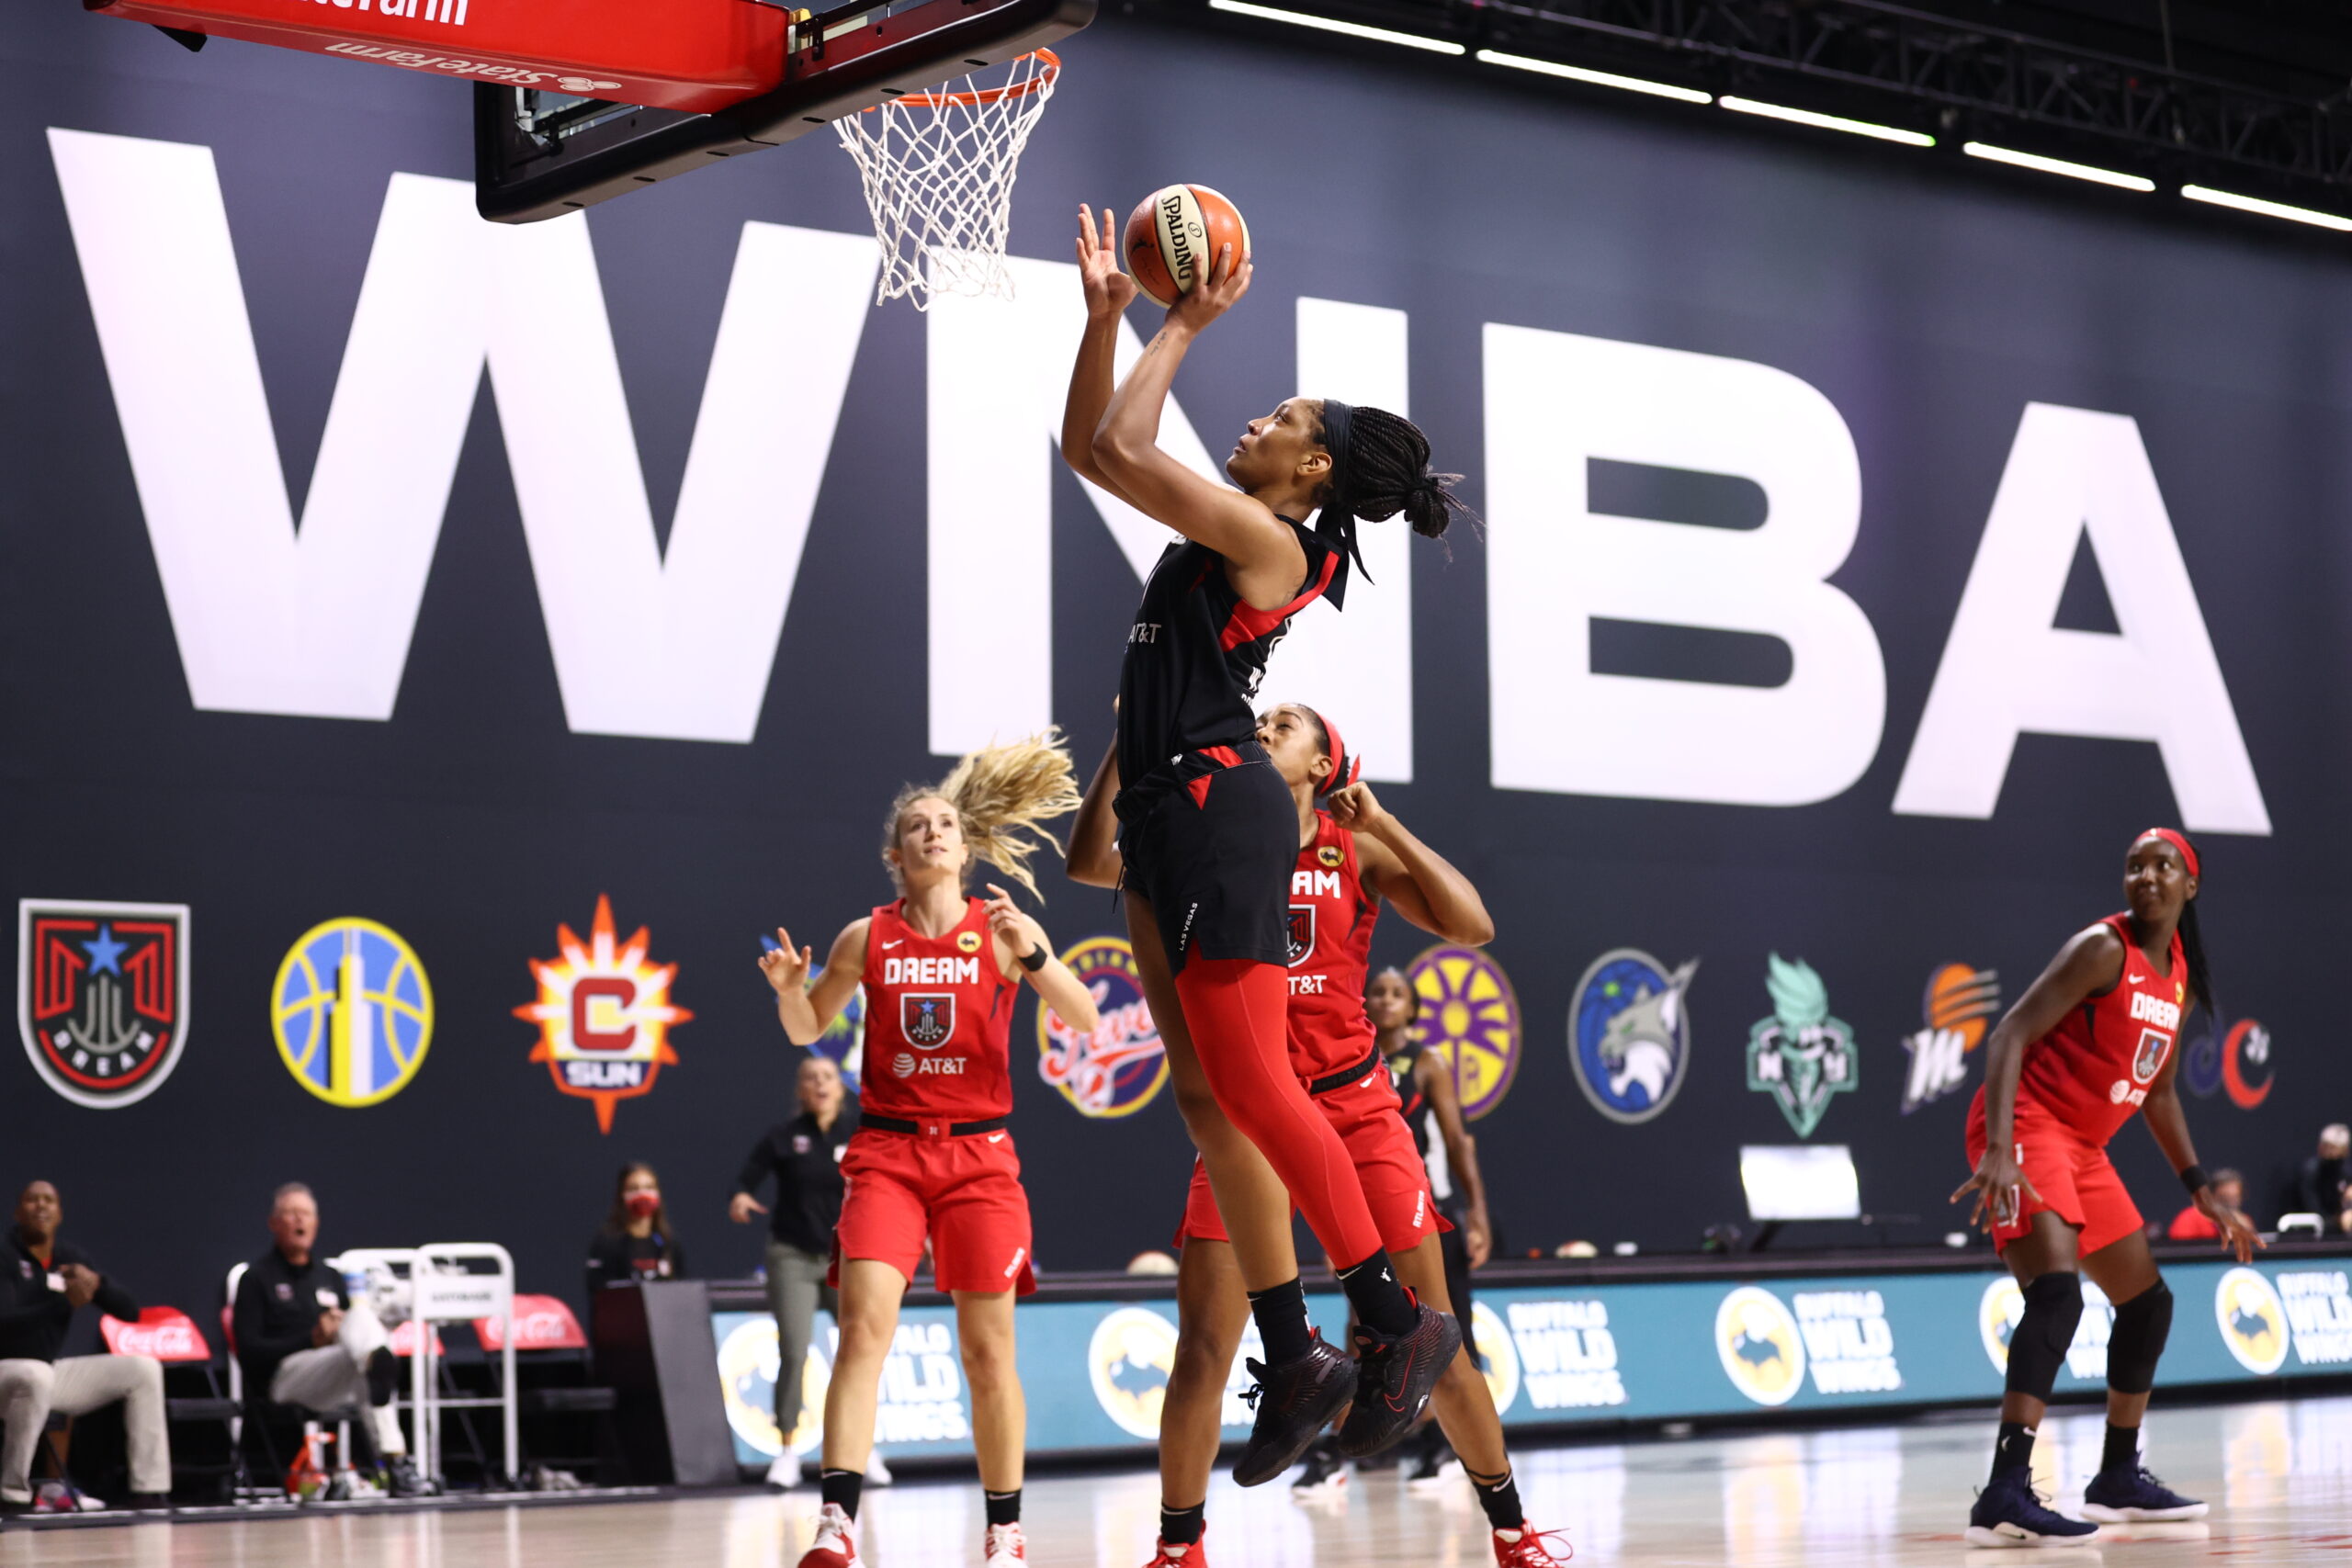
[2107,1279,2174,1395]
[2005,1270,2084,1399]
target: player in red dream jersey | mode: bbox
[761,735,1101,1568]
[1062,208,1473,1493]
[1071,705,1565,1568]
[1952,828,2259,1549]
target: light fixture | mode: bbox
[1718,96,1933,147]
[1474,49,1712,105]
[1208,0,1464,55]
[2181,184,2352,232]
[1962,142,2154,192]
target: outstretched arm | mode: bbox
[761,919,868,1046]
[1066,740,1124,890]
[1951,924,2120,1228]
[1345,784,1494,946]
[1061,205,1145,511]
[2143,1047,2261,1262]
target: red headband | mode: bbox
[1306,708,1363,796]
[2138,828,2200,879]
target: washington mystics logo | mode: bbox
[17,899,190,1109]
[1567,948,1695,1124]
[1038,936,1167,1118]
[902,995,955,1047]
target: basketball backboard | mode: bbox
[473,0,1095,222]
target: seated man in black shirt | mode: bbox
[232,1184,427,1495]
[0,1181,169,1512]
[729,1055,856,1488]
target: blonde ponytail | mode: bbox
[880,728,1082,899]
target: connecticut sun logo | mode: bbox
[1716,1286,1806,1406]
[1037,937,1167,1118]
[1089,1306,1181,1438]
[2215,1268,2290,1375]
[514,897,692,1134]
[1407,943,1521,1121]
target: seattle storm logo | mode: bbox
[1746,955,1858,1137]
[1567,949,1696,1124]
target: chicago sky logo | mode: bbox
[1567,948,1696,1124]
[515,897,692,1134]
[1746,954,1856,1137]
[272,919,433,1108]
[1038,937,1166,1118]
[1899,964,2001,1113]
[1407,943,1521,1122]
[17,899,190,1110]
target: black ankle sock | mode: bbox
[1337,1249,1417,1337]
[1468,1467,1523,1531]
[984,1488,1021,1528]
[820,1468,864,1519]
[1247,1278,1312,1363]
[1991,1421,2036,1480]
[1159,1500,1205,1546]
[2102,1423,2140,1474]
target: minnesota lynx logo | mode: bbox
[901,994,955,1047]
[1746,954,1857,1137]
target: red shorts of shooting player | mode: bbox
[832,1127,1036,1295]
[1175,1074,1450,1257]
[1964,1097,2143,1258]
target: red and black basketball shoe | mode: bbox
[1230,1334,1357,1486]
[1337,1296,1462,1458]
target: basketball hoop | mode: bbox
[834,50,1060,309]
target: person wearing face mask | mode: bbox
[586,1164,687,1301]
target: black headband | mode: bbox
[1316,399,1371,601]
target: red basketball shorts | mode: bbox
[1176,1075,1448,1256]
[833,1127,1036,1296]
[1964,1099,2143,1258]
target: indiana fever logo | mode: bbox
[1089,1306,1180,1438]
[2215,1268,2290,1376]
[1037,937,1167,1118]
[1715,1286,1806,1406]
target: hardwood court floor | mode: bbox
[6,1395,2350,1566]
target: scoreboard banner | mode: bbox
[712,1258,2352,1464]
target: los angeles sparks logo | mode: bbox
[2214,1268,2290,1375]
[1038,936,1167,1118]
[1715,1286,1806,1406]
[1088,1306,1181,1438]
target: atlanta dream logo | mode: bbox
[18,899,191,1109]
[1037,936,1167,1118]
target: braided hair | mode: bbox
[2173,831,2214,1019]
[1315,402,1476,541]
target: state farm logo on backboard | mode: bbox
[515,897,692,1133]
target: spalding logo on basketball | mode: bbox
[1125,185,1251,308]
[1715,1286,1805,1406]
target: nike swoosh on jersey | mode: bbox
[882,940,904,949]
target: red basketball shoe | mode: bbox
[797,1503,858,1567]
[984,1522,1027,1562]
[1492,1525,1573,1565]
[1142,1534,1208,1565]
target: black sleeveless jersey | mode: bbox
[1388,1040,1432,1164]
[1114,517,1342,793]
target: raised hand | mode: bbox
[1076,204,1137,320]
[758,928,813,997]
[1327,781,1391,837]
[983,883,1048,964]
[1168,243,1250,333]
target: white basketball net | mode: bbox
[834,51,1059,310]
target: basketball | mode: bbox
[1124,185,1251,308]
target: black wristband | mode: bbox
[1018,943,1048,973]
[2179,1163,2211,1197]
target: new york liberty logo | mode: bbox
[1746,954,1856,1137]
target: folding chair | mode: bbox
[99,1306,244,1501]
[476,1296,621,1485]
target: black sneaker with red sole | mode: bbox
[1231,1335,1358,1486]
[1337,1300,1462,1458]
